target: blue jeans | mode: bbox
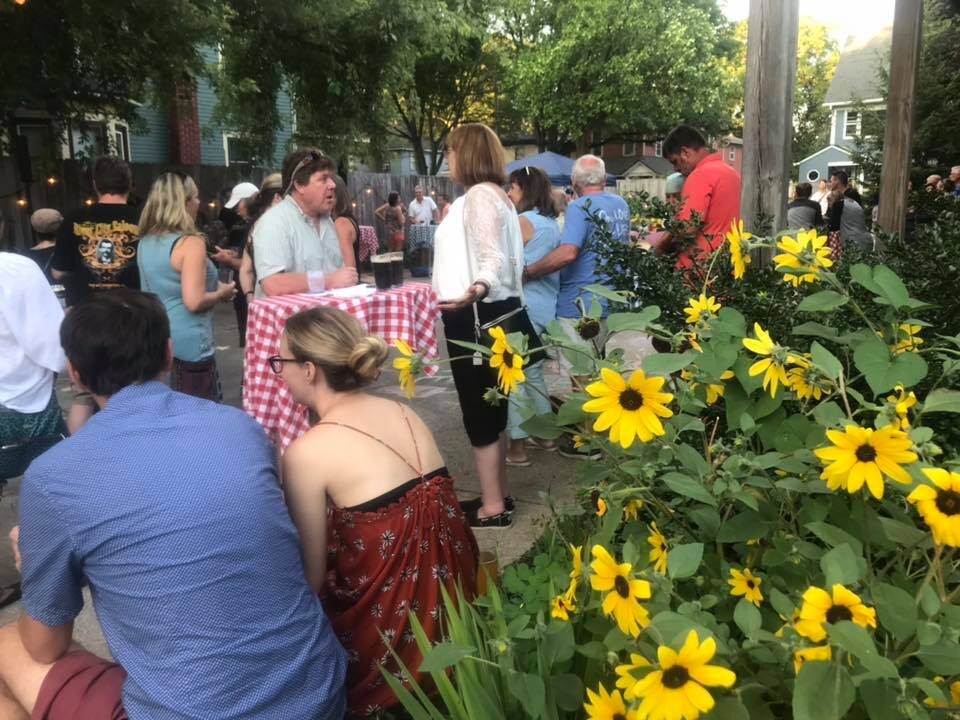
[507,359,552,440]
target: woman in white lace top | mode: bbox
[433,123,527,529]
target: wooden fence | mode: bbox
[0,158,461,252]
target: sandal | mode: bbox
[505,454,532,467]
[0,582,22,609]
[525,438,557,452]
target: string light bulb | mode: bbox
[14,0,28,5]
[208,201,216,209]
[16,197,28,208]
[365,187,372,194]
[84,197,94,206]
[46,176,57,186]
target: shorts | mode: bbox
[171,356,222,403]
[32,651,127,720]
[0,390,67,483]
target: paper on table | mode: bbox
[319,284,378,299]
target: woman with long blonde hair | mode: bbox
[137,172,235,400]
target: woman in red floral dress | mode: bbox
[274,306,479,717]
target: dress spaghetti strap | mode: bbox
[315,403,424,479]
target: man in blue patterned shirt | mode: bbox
[0,290,347,719]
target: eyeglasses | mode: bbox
[284,150,326,196]
[267,354,300,374]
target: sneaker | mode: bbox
[459,496,516,515]
[465,507,513,529]
[557,435,601,460]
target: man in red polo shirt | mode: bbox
[648,125,741,269]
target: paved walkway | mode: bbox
[0,295,578,656]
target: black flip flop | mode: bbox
[0,582,22,609]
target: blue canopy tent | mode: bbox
[505,151,617,186]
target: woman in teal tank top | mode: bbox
[505,166,561,467]
[137,172,236,401]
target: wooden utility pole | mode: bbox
[877,0,924,241]
[740,0,800,235]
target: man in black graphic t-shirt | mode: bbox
[52,156,141,307]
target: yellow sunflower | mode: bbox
[392,339,421,399]
[892,323,924,354]
[597,497,609,517]
[569,544,583,581]
[923,679,960,708]
[584,683,638,720]
[624,499,645,522]
[772,228,833,286]
[590,545,652,638]
[728,568,763,607]
[684,293,722,325]
[682,368,734,405]
[616,653,652,697]
[648,522,669,575]
[794,584,877,643]
[687,332,703,352]
[793,645,832,674]
[742,323,794,398]
[583,368,674,449]
[886,385,917,430]
[629,630,737,720]
[908,468,960,547]
[551,583,577,621]
[488,326,525,395]
[814,424,917,499]
[726,219,752,280]
[786,355,832,402]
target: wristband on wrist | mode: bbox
[306,271,326,293]
[472,281,490,300]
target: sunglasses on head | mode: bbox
[284,150,327,196]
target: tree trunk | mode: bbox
[411,135,428,176]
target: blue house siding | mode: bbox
[797,145,854,184]
[272,90,294,167]
[129,104,169,163]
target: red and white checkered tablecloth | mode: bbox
[358,225,379,262]
[243,283,440,449]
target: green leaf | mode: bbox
[916,621,942,646]
[542,620,575,666]
[662,472,717,507]
[733,598,762,636]
[876,517,927,547]
[870,583,918,641]
[519,413,563,440]
[920,585,942,617]
[820,544,863,586]
[810,341,843,380]
[853,333,928,395]
[850,263,883,295]
[826,621,899,678]
[793,661,855,720]
[792,321,841,341]
[718,511,774,543]
[871,265,912,309]
[555,395,587,425]
[706,697,750,720]
[549,674,585,713]
[859,679,905,720]
[770,588,796,620]
[804,522,864,555]
[922,389,960,414]
[418,642,476,673]
[581,284,632,304]
[667,543,704,579]
[650,612,717,650]
[506,672,545,719]
[797,290,849,313]
[448,339,492,356]
[642,351,696,376]
[918,642,960,675]
[607,307,661,332]
[813,401,847,427]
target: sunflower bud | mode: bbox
[577,318,601,340]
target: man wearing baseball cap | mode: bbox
[224,182,260,212]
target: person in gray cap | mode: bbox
[23,209,63,284]
[665,172,684,208]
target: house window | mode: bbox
[70,121,110,159]
[112,123,131,161]
[590,131,603,157]
[653,141,663,157]
[844,111,862,139]
[622,142,636,157]
[728,149,736,162]
[224,135,252,167]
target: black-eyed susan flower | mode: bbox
[583,368,674,449]
[793,645,832,673]
[392,339,421,399]
[772,229,833,286]
[488,326,525,395]
[726,219,752,280]
[629,630,736,720]
[742,323,794,398]
[597,497,609,517]
[794,584,877,643]
[681,368,734,405]
[786,355,832,402]
[590,545,652,638]
[584,683,638,720]
[814,424,917,499]
[886,385,917,430]
[923,678,960,708]
[616,653,652,697]
[728,568,763,607]
[893,323,924,354]
[624,499,644,522]
[551,587,577,621]
[684,293,722,325]
[909,468,960,547]
[648,522,668,575]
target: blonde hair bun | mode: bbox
[348,335,389,384]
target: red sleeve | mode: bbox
[676,168,712,223]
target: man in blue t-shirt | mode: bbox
[523,154,630,320]
[0,290,346,719]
